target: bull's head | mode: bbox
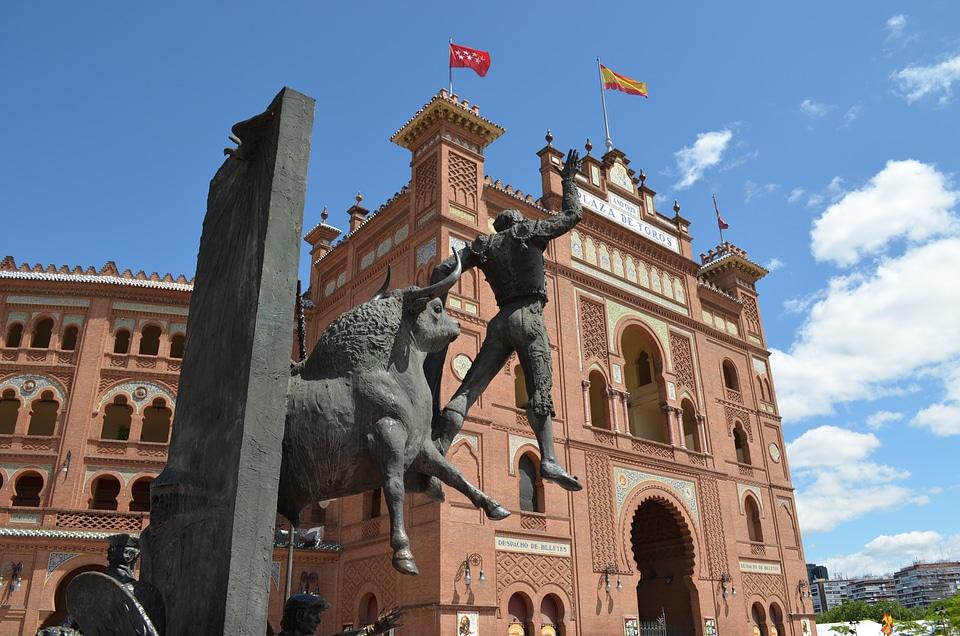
[402,252,462,353]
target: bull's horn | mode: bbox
[412,251,461,300]
[371,265,391,301]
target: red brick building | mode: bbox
[1,89,815,636]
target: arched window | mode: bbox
[622,328,663,441]
[140,397,172,443]
[139,325,161,356]
[359,593,379,625]
[744,495,763,542]
[129,478,152,512]
[588,371,609,430]
[722,360,739,391]
[113,329,131,354]
[91,475,121,510]
[518,453,542,513]
[169,333,185,359]
[540,594,562,635]
[101,395,132,440]
[734,422,751,464]
[5,323,24,347]
[61,325,79,351]
[508,592,533,635]
[13,471,44,507]
[751,602,768,636]
[364,488,382,519]
[31,318,54,348]
[27,390,59,436]
[514,364,529,409]
[681,399,700,451]
[0,389,20,435]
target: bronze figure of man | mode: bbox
[431,148,583,491]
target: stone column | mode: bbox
[697,413,709,454]
[143,88,315,636]
[662,404,676,446]
[581,379,592,428]
[608,389,621,433]
[676,407,686,449]
[619,391,631,436]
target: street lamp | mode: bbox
[456,553,485,592]
[719,572,737,599]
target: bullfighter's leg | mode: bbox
[515,304,583,492]
[435,336,513,455]
[371,416,419,576]
[414,442,510,521]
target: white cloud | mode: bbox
[866,410,903,429]
[843,105,862,125]
[788,188,805,205]
[744,181,778,203]
[673,129,733,189]
[911,361,960,436]
[886,15,907,40]
[811,160,959,266]
[892,53,960,106]
[772,236,960,420]
[764,257,784,272]
[788,426,928,535]
[800,99,831,120]
[819,531,960,578]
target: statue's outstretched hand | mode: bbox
[366,606,403,635]
[559,148,581,181]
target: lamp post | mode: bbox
[455,553,485,592]
[598,565,621,596]
[719,572,737,600]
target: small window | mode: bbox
[129,478,152,512]
[140,398,172,443]
[91,475,121,510]
[61,325,79,351]
[637,351,653,386]
[27,390,59,436]
[745,496,763,542]
[13,472,44,507]
[681,400,700,452]
[114,329,131,354]
[169,333,185,359]
[514,365,529,409]
[364,488,382,519]
[518,453,541,513]
[139,325,161,356]
[734,423,751,464]
[5,323,24,347]
[31,318,54,348]
[588,371,609,430]
[0,389,20,435]
[101,395,132,440]
[722,361,739,391]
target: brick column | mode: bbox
[581,379,592,428]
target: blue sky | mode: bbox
[3,2,959,579]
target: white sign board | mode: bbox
[578,188,680,253]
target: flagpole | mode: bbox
[448,38,453,95]
[714,194,725,244]
[597,57,613,153]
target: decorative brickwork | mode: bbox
[448,152,478,209]
[585,452,618,571]
[741,571,786,602]
[497,551,574,616]
[579,297,608,364]
[742,296,761,336]
[632,439,675,460]
[724,403,754,441]
[669,333,696,394]
[519,513,547,532]
[698,476,728,579]
[55,511,144,532]
[592,429,616,446]
[414,154,438,213]
[340,553,396,624]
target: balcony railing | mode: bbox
[0,506,147,534]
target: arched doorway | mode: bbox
[37,563,106,629]
[630,498,696,635]
[751,602,768,636]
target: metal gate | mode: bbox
[638,611,696,636]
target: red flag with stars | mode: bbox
[449,42,491,77]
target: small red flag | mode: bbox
[450,42,491,77]
[714,195,729,230]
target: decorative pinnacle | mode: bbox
[321,206,328,223]
[545,129,553,146]
[673,200,681,214]
[356,192,363,205]
[639,169,646,186]
[585,138,592,155]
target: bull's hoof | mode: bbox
[486,504,511,520]
[424,476,445,503]
[393,556,420,577]
[541,461,584,492]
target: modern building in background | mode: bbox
[807,563,829,584]
[2,89,816,635]
[894,561,960,609]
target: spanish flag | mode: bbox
[881,613,894,635]
[600,64,647,97]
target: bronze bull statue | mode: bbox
[279,255,509,575]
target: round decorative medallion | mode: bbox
[769,443,781,463]
[133,386,149,400]
[22,379,37,394]
[452,354,473,380]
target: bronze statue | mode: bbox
[279,254,509,577]
[431,149,584,492]
[278,595,402,636]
